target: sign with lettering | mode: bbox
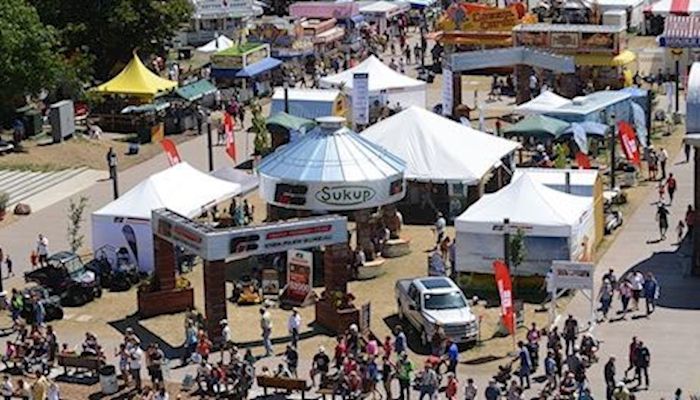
[551,261,594,290]
[152,209,347,261]
[439,3,521,32]
[352,73,369,125]
[315,185,376,207]
[286,250,313,302]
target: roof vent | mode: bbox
[572,97,585,105]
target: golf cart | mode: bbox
[24,252,102,307]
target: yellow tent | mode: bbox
[94,54,177,98]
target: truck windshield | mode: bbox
[423,292,466,310]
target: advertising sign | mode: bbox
[618,121,641,165]
[152,209,348,261]
[286,250,313,302]
[551,260,594,290]
[442,67,454,116]
[551,32,579,49]
[492,260,514,335]
[352,73,369,125]
[261,268,280,296]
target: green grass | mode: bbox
[214,42,265,56]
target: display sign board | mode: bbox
[152,209,348,261]
[551,32,579,49]
[513,29,619,53]
[352,73,369,125]
[262,268,280,296]
[286,250,313,302]
[49,100,76,143]
[551,261,594,290]
[442,67,453,116]
[439,3,521,32]
[262,178,405,211]
[194,0,258,19]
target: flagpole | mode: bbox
[207,122,214,172]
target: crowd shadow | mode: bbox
[620,235,700,310]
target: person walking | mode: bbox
[485,379,501,400]
[394,325,407,355]
[287,309,301,348]
[624,337,639,380]
[604,356,616,400]
[417,363,438,400]
[598,279,614,321]
[396,353,413,400]
[643,273,659,315]
[36,234,49,267]
[619,279,633,318]
[5,255,12,278]
[656,203,670,240]
[260,307,273,357]
[685,142,692,163]
[686,205,695,237]
[517,341,532,389]
[433,212,446,250]
[129,343,144,391]
[446,338,458,374]
[666,173,677,204]
[563,315,578,356]
[634,341,651,389]
[630,271,644,311]
[380,355,394,400]
[464,378,478,400]
[658,147,668,179]
[445,373,458,400]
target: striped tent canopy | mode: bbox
[658,15,700,48]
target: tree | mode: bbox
[30,0,192,80]
[0,0,64,119]
[508,228,527,272]
[250,98,271,155]
[67,196,89,253]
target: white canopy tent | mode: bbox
[196,35,235,53]
[319,55,427,107]
[362,106,520,184]
[646,0,700,16]
[688,63,700,134]
[455,173,594,276]
[91,163,241,271]
[515,91,572,115]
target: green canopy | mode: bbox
[503,115,570,139]
[175,80,217,102]
[266,112,316,133]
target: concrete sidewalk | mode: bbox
[567,148,700,399]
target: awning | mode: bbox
[574,50,636,67]
[235,57,282,78]
[314,27,345,44]
[121,101,171,114]
[658,15,700,47]
[175,80,217,101]
[350,14,365,24]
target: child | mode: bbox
[677,220,685,243]
[658,181,666,203]
[382,336,393,359]
[30,251,38,270]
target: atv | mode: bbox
[25,252,102,307]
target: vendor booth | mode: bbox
[270,88,347,120]
[515,91,572,115]
[595,0,648,31]
[359,1,410,34]
[455,173,595,277]
[196,35,235,53]
[248,17,315,59]
[183,0,262,46]
[362,106,520,221]
[211,43,283,101]
[319,55,427,108]
[91,163,241,272]
[657,15,700,81]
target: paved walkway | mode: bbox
[566,146,700,399]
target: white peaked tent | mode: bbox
[515,91,572,115]
[197,35,235,53]
[455,173,594,276]
[362,106,520,183]
[91,163,241,272]
[319,55,427,107]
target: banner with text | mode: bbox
[352,73,369,125]
[493,260,514,335]
[286,250,313,303]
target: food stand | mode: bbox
[359,1,411,34]
[248,17,315,60]
[183,0,263,45]
[210,43,283,101]
[512,23,636,97]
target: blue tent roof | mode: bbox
[235,57,282,78]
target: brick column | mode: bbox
[324,243,350,294]
[153,236,176,291]
[355,209,374,258]
[204,260,227,341]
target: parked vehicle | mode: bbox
[395,276,478,347]
[20,285,64,323]
[88,246,141,292]
[25,252,102,306]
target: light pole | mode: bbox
[283,82,290,113]
[672,48,683,114]
[107,147,119,199]
[609,112,617,190]
[206,122,214,172]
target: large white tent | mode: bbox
[91,163,241,272]
[515,91,572,115]
[455,173,594,276]
[319,55,427,107]
[362,106,520,184]
[196,35,235,53]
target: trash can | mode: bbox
[99,365,119,395]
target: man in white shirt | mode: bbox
[464,378,478,400]
[128,343,144,391]
[287,309,301,348]
[434,212,446,249]
[220,319,232,362]
[1,375,13,400]
[658,147,668,179]
[260,307,273,357]
[36,234,49,267]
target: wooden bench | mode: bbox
[57,354,103,377]
[257,375,310,399]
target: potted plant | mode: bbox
[0,191,9,221]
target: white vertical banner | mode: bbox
[442,67,454,116]
[352,73,369,126]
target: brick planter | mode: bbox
[315,300,359,334]
[137,287,194,318]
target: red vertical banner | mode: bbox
[161,138,181,166]
[618,121,640,165]
[224,112,236,162]
[493,260,514,336]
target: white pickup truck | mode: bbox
[395,276,478,346]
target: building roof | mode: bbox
[547,90,631,116]
[319,55,425,93]
[272,88,341,103]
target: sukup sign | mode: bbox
[315,185,376,206]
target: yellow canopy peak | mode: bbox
[94,53,178,98]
